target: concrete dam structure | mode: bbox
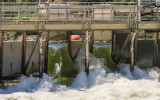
[0,1,160,80]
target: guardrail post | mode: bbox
[18,8,21,24]
[1,3,4,23]
[137,0,141,29]
[0,31,3,78]
[157,2,159,21]
[65,3,68,24]
[91,5,94,23]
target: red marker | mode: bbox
[71,35,80,40]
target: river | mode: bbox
[0,44,160,100]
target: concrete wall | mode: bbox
[94,31,112,41]
[25,41,40,74]
[2,41,22,77]
[49,31,66,41]
[2,41,45,77]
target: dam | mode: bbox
[1,1,160,99]
[0,1,160,80]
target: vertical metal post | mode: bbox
[138,0,141,22]
[65,3,68,24]
[0,31,3,78]
[22,31,26,75]
[1,3,4,23]
[84,6,86,23]
[0,3,1,24]
[46,7,48,23]
[85,31,89,75]
[129,8,131,24]
[91,4,94,23]
[58,3,59,21]
[111,2,113,23]
[39,32,43,77]
[18,8,20,24]
[157,2,159,21]
[44,31,49,73]
[137,0,141,30]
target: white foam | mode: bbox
[1,65,160,100]
[1,46,160,99]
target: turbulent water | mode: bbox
[1,44,160,100]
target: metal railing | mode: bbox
[0,2,159,25]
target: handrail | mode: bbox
[0,2,159,25]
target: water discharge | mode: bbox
[1,44,160,100]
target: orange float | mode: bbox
[71,35,80,40]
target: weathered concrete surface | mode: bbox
[94,31,112,41]
[2,41,45,77]
[2,41,22,77]
[25,41,40,75]
[49,31,66,41]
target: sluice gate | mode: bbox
[0,1,160,80]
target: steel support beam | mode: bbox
[22,31,26,75]
[85,31,89,75]
[130,32,137,73]
[39,32,43,77]
[44,31,49,73]
[89,31,94,53]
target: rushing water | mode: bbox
[1,44,160,100]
